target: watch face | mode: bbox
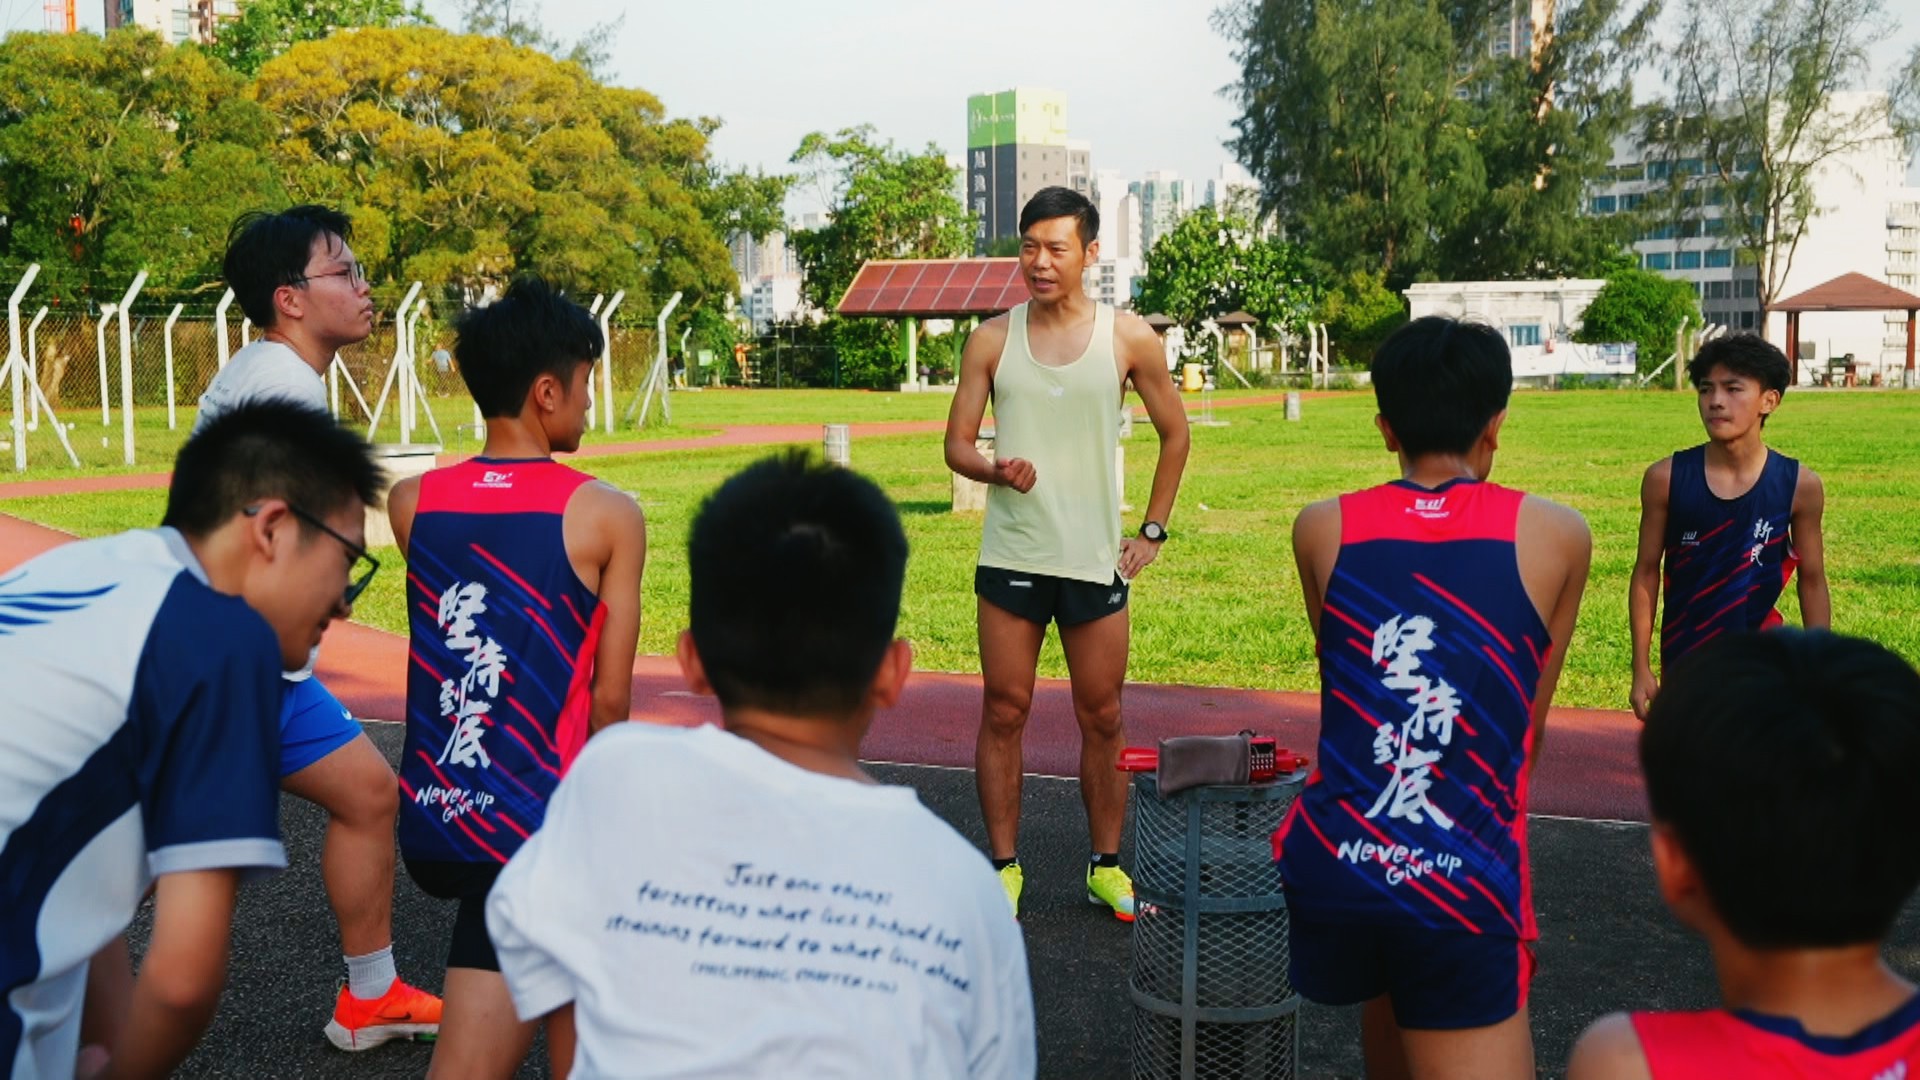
[1141,522,1166,542]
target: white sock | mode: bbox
[345,945,397,1001]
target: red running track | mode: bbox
[0,510,1650,823]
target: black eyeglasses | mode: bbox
[245,502,380,607]
[293,261,367,288]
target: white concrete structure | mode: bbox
[1205,163,1260,218]
[743,273,805,333]
[1404,279,1629,378]
[1093,170,1141,260]
[1086,256,1141,310]
[1584,90,1917,379]
[104,0,234,43]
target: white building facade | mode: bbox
[1404,279,1628,378]
[1584,91,1918,378]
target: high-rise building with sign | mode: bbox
[966,88,1071,254]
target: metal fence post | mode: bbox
[164,303,183,430]
[25,306,47,431]
[95,303,116,427]
[117,271,148,465]
[214,288,234,369]
[598,290,625,434]
[7,264,40,472]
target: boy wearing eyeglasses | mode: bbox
[386,276,646,1079]
[0,403,383,1079]
[191,205,443,1051]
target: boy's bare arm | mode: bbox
[1520,498,1593,765]
[1792,467,1829,630]
[581,483,645,732]
[103,869,241,1080]
[387,474,422,557]
[1290,499,1340,639]
[1629,459,1672,720]
[1566,1013,1653,1080]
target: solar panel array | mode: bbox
[836,259,1031,318]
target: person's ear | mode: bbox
[676,630,714,696]
[1482,409,1508,453]
[1085,237,1100,264]
[1760,388,1781,418]
[530,372,564,414]
[246,500,292,561]
[1650,823,1708,927]
[1374,414,1400,454]
[866,639,913,711]
[274,284,306,325]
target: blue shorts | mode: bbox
[1287,913,1535,1030]
[279,676,363,778]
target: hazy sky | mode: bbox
[27,0,1920,194]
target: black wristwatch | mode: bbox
[1139,521,1168,543]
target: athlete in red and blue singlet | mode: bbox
[1658,444,1800,669]
[1276,478,1550,1026]
[398,457,606,866]
[1628,998,1920,1078]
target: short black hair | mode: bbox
[1370,316,1512,458]
[1642,630,1920,949]
[1687,333,1791,399]
[687,451,908,718]
[163,401,385,539]
[223,205,353,327]
[452,277,604,418]
[1019,186,1099,247]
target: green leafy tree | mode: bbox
[251,27,734,314]
[1134,204,1323,337]
[1319,270,1407,366]
[1574,267,1702,375]
[785,127,972,389]
[1649,0,1918,330]
[788,126,973,313]
[1216,0,1657,286]
[0,29,280,305]
[205,0,431,76]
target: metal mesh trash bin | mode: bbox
[1129,770,1306,1080]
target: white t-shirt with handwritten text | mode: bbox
[487,723,1037,1079]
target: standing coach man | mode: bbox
[944,186,1190,920]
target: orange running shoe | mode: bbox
[324,979,442,1051]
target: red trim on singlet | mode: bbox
[1339,482,1525,546]
[415,458,595,517]
[555,602,608,773]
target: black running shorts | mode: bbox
[975,565,1129,627]
[405,858,504,972]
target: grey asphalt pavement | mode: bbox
[124,723,1920,1078]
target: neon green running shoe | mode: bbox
[998,862,1024,918]
[1086,864,1137,922]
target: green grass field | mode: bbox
[5,388,1918,711]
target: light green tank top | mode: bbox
[978,301,1122,584]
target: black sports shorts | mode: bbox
[405,858,504,972]
[975,565,1129,627]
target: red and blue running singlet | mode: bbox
[399,457,606,865]
[1660,445,1799,670]
[1274,479,1549,939]
[1632,995,1920,1078]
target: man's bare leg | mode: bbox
[1058,607,1129,854]
[281,733,400,956]
[1363,995,1534,1080]
[976,599,1047,860]
[426,969,540,1080]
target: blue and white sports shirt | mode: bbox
[0,528,286,1080]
